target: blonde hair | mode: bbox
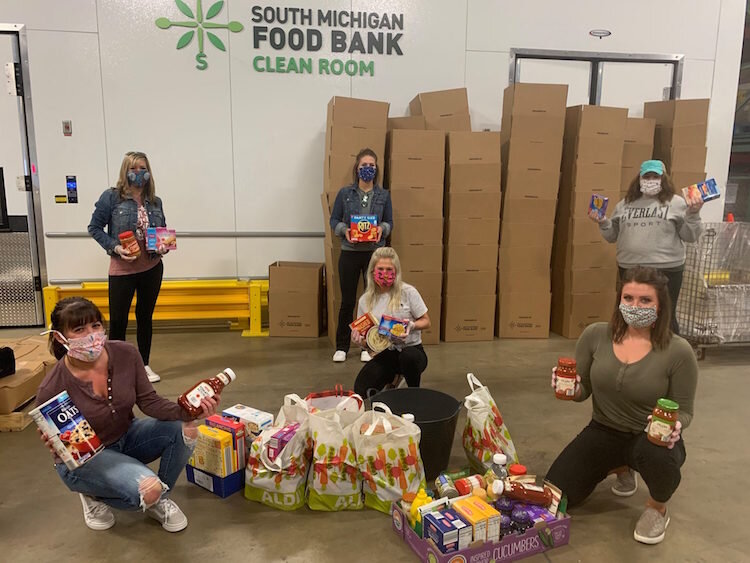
[364,247,403,312]
[115,151,156,202]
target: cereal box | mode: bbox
[589,193,609,219]
[189,425,234,477]
[30,390,104,470]
[222,404,273,437]
[206,414,246,471]
[146,227,177,252]
[350,215,379,242]
[682,178,720,203]
[378,315,410,338]
[349,312,378,334]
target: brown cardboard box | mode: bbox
[448,132,502,164]
[327,96,390,129]
[551,291,616,339]
[499,222,555,248]
[446,163,502,193]
[497,267,550,293]
[558,188,620,219]
[552,241,617,271]
[502,115,566,144]
[392,242,444,273]
[671,171,707,190]
[324,152,357,193]
[503,137,564,173]
[565,105,628,139]
[562,161,622,191]
[502,196,557,224]
[557,217,605,246]
[390,218,444,245]
[389,129,445,158]
[496,292,551,338]
[643,99,709,128]
[561,267,618,294]
[409,88,471,131]
[443,270,497,295]
[624,117,656,144]
[325,124,386,161]
[498,245,552,271]
[621,167,638,192]
[660,145,707,174]
[445,192,502,219]
[388,116,426,131]
[402,271,443,297]
[622,142,653,167]
[501,83,568,140]
[504,167,561,198]
[421,293,441,345]
[0,336,56,414]
[445,218,500,245]
[445,244,499,272]
[388,157,445,187]
[390,186,444,219]
[441,294,496,342]
[654,124,708,148]
[269,262,324,337]
[564,135,624,167]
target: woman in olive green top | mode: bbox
[546,266,698,546]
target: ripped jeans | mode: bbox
[55,418,195,511]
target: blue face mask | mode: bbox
[358,166,376,183]
[127,169,150,187]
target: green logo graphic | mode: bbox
[155,0,243,70]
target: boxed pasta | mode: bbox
[222,404,273,437]
[206,414,246,472]
[189,425,235,477]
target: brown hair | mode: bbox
[610,266,672,350]
[115,151,156,202]
[48,297,104,360]
[624,167,676,204]
[351,148,380,186]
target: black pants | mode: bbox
[354,345,428,398]
[545,420,686,507]
[336,250,373,352]
[108,261,163,365]
[618,266,684,335]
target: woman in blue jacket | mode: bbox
[88,151,168,383]
[329,148,393,363]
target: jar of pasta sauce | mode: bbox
[118,231,141,257]
[555,357,578,400]
[647,398,679,446]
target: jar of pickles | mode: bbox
[555,357,578,400]
[647,398,679,446]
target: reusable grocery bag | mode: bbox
[244,394,312,511]
[306,395,364,511]
[304,384,364,414]
[462,373,519,471]
[352,403,426,514]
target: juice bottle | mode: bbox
[178,368,236,417]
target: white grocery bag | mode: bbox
[304,384,364,414]
[244,394,311,511]
[462,373,519,470]
[352,403,426,514]
[306,395,364,511]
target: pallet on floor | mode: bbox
[0,397,35,432]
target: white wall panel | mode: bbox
[600,62,674,117]
[237,238,324,278]
[517,59,591,107]
[44,239,111,283]
[465,51,508,131]
[157,239,238,278]
[0,0,97,33]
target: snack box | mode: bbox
[30,390,104,470]
[423,509,473,554]
[350,312,378,334]
[468,497,502,543]
[189,425,235,477]
[186,465,244,498]
[267,422,300,462]
[451,497,488,542]
[222,404,273,437]
[206,414,246,472]
[518,503,557,524]
[146,227,177,251]
[682,178,720,203]
[589,193,609,218]
[350,215,379,242]
[378,315,410,338]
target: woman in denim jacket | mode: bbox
[88,151,168,383]
[329,148,393,363]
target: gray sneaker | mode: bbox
[634,507,670,544]
[611,468,638,497]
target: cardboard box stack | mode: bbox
[620,117,655,199]
[322,96,389,344]
[551,105,627,338]
[441,131,502,342]
[497,83,568,338]
[409,88,472,132]
[387,121,445,345]
[0,336,56,420]
[644,99,709,191]
[268,262,324,338]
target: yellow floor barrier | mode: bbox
[43,279,269,337]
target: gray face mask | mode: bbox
[619,304,658,328]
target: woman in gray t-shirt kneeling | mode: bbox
[350,247,431,398]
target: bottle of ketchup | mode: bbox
[178,368,236,417]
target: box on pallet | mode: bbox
[497,292,551,338]
[268,262,324,337]
[409,88,471,131]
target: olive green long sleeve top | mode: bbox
[574,323,698,433]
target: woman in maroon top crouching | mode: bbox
[37,297,219,533]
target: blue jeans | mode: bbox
[56,418,194,511]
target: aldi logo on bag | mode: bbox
[261,489,304,508]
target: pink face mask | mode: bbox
[42,329,107,362]
[374,269,395,288]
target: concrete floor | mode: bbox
[1,326,748,563]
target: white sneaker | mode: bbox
[333,350,347,362]
[360,350,372,362]
[146,497,188,532]
[79,493,115,531]
[145,365,161,383]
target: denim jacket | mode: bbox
[88,188,167,256]
[330,184,393,251]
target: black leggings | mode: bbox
[619,266,683,335]
[545,419,686,507]
[354,345,428,398]
[108,261,163,365]
[336,250,373,352]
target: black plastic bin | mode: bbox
[370,388,462,482]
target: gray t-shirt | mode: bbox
[357,283,428,348]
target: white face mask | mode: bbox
[640,178,662,196]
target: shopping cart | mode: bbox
[676,222,750,359]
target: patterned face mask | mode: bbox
[358,166,377,183]
[639,178,662,196]
[619,304,658,329]
[374,269,395,288]
[42,329,107,362]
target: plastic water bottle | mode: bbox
[490,453,508,480]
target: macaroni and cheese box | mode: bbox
[206,414,246,471]
[424,510,473,554]
[378,315,410,338]
[145,227,177,251]
[30,390,104,470]
[589,193,609,219]
[186,465,244,498]
[189,425,235,477]
[350,312,378,334]
[471,497,501,542]
[222,404,273,437]
[682,178,720,203]
[452,497,488,542]
[350,215,379,242]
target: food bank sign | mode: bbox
[156,1,405,74]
